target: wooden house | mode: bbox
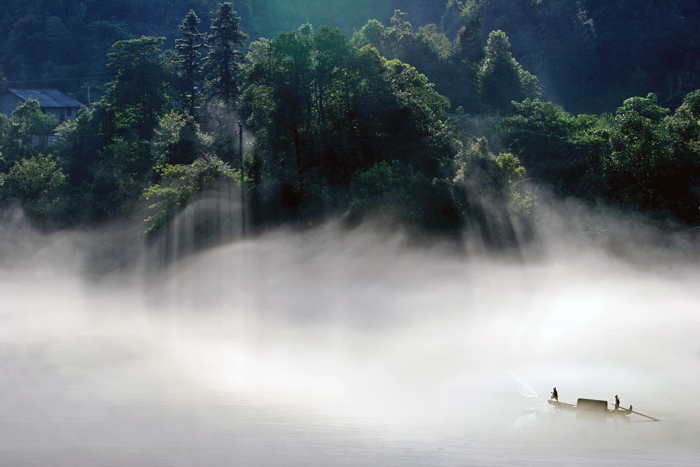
[0,88,83,122]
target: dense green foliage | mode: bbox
[239,24,461,227]
[3,1,699,112]
[501,92,700,224]
[1,1,699,249]
[143,154,238,239]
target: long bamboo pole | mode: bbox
[629,409,661,422]
[614,406,661,422]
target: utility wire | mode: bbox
[6,76,112,84]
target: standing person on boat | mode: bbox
[614,395,620,410]
[551,387,558,401]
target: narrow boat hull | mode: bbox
[548,399,630,418]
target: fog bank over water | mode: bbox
[1,207,699,466]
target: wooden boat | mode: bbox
[548,398,657,420]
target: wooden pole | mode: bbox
[238,121,243,170]
[238,120,245,238]
[616,406,661,422]
[629,409,661,422]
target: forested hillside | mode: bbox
[2,1,699,111]
[1,1,699,253]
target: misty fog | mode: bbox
[1,203,699,466]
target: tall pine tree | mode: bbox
[176,10,205,118]
[203,3,247,108]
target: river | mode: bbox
[1,220,698,466]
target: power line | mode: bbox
[6,76,112,84]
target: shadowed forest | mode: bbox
[1,0,700,258]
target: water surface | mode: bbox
[1,225,698,466]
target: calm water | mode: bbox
[1,225,699,466]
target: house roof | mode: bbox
[7,89,83,108]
